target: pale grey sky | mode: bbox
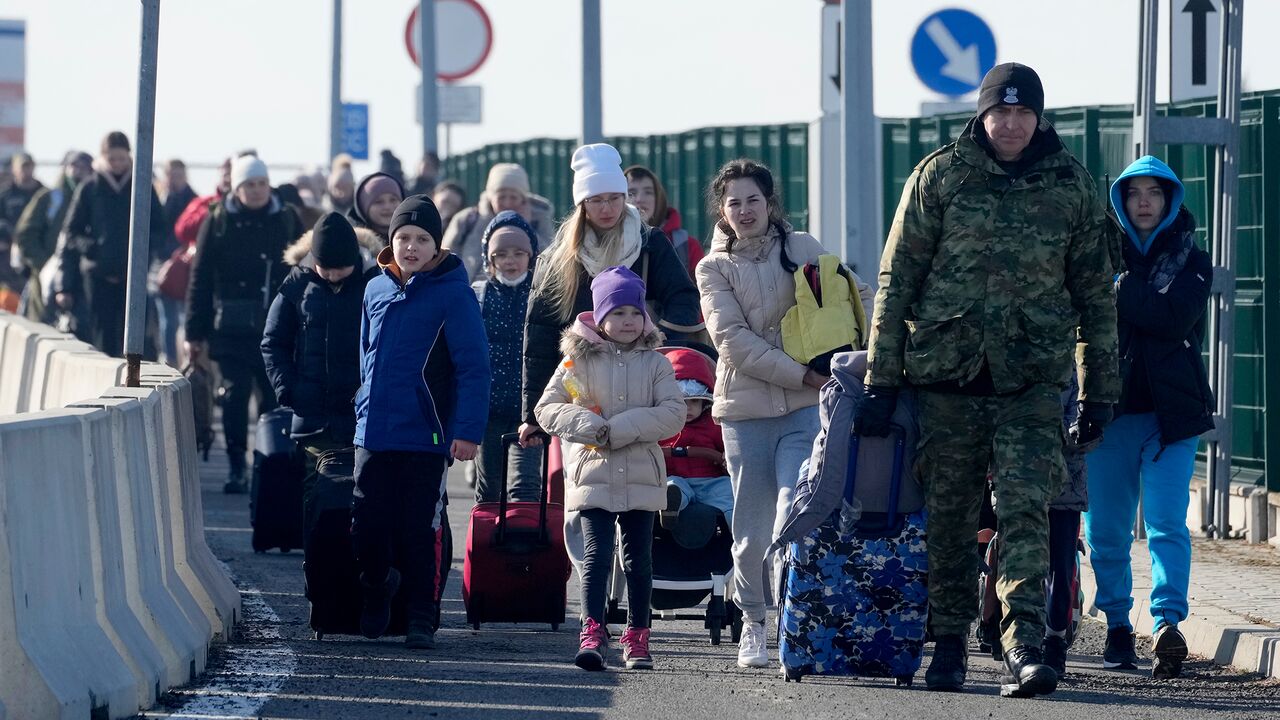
[3,0,1277,189]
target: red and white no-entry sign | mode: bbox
[405,0,493,82]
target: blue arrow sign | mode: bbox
[911,9,997,97]
[340,102,369,161]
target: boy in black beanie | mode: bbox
[352,195,490,649]
[261,212,376,530]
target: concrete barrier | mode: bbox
[0,410,141,719]
[24,336,96,413]
[0,314,82,416]
[40,349,126,410]
[73,392,209,687]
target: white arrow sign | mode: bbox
[925,17,981,87]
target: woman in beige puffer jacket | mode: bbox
[695,159,873,669]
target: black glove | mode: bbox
[853,386,899,437]
[1071,401,1113,447]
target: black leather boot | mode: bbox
[1001,645,1059,698]
[925,634,968,692]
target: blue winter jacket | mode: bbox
[354,248,490,456]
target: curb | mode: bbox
[1078,554,1280,680]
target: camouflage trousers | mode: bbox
[917,383,1064,650]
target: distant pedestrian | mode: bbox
[185,154,301,493]
[327,166,355,215]
[262,212,379,530]
[625,165,701,279]
[347,172,404,244]
[352,195,489,650]
[378,149,405,188]
[536,266,685,671]
[432,181,465,232]
[1083,156,1213,681]
[697,158,872,670]
[0,152,43,226]
[13,150,91,321]
[470,210,541,504]
[160,158,197,234]
[853,63,1118,697]
[410,152,440,195]
[441,162,555,282]
[55,131,170,358]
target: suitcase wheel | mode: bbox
[895,676,913,687]
[783,667,803,682]
[314,631,324,641]
[472,622,481,631]
[280,548,293,554]
[708,616,723,646]
[551,623,560,631]
[728,601,744,644]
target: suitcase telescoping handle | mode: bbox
[497,431,553,546]
[845,423,908,533]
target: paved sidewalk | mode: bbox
[1080,537,1280,679]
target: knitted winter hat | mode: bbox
[571,143,627,206]
[591,265,647,326]
[388,194,443,247]
[485,163,530,195]
[231,155,269,191]
[977,62,1045,120]
[481,210,538,263]
[310,212,361,268]
[356,173,404,222]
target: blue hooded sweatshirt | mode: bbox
[1108,155,1185,256]
[355,247,490,456]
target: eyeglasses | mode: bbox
[585,194,625,209]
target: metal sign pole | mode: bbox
[329,0,342,162]
[419,0,439,156]
[123,0,161,387]
[1134,0,1159,158]
[581,0,603,145]
[841,0,878,283]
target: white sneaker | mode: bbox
[737,621,769,668]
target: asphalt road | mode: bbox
[141,447,1280,720]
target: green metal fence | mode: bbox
[440,123,810,248]
[441,92,1276,491]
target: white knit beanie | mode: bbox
[571,143,627,206]
[485,163,530,195]
[231,155,269,190]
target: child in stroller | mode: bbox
[607,344,743,645]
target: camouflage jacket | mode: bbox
[865,120,1120,403]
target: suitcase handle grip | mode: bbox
[845,423,908,533]
[497,431,552,546]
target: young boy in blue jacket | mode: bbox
[352,194,490,649]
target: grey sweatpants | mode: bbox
[721,405,819,624]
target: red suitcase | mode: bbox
[463,432,572,630]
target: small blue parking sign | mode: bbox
[341,102,369,161]
[910,9,997,97]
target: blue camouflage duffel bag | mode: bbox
[777,427,929,686]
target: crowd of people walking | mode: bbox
[0,60,1212,699]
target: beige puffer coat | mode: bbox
[696,224,874,423]
[534,313,685,513]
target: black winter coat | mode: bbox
[185,195,300,359]
[1113,207,1216,444]
[521,225,704,424]
[477,275,533,417]
[261,264,376,442]
[57,170,169,296]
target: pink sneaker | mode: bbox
[620,626,653,670]
[575,618,609,671]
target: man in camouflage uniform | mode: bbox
[854,63,1119,697]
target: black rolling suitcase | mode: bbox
[303,447,453,639]
[250,408,305,553]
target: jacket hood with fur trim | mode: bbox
[560,311,663,359]
[284,225,384,270]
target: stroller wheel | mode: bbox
[728,601,744,643]
[606,599,627,626]
[895,676,913,687]
[551,623,560,631]
[784,667,803,682]
[709,616,723,645]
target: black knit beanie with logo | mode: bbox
[976,62,1045,120]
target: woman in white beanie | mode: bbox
[442,162,556,281]
[519,143,704,448]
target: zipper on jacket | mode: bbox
[420,324,446,443]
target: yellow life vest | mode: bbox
[781,254,868,367]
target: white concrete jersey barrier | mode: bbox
[0,311,240,719]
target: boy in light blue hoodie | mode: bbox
[1082,156,1214,680]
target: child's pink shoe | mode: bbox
[575,618,609,671]
[620,626,653,670]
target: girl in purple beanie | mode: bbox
[534,266,684,672]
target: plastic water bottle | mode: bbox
[838,495,863,536]
[561,359,601,414]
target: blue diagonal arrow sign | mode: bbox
[911,9,998,97]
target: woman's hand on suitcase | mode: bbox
[452,439,478,461]
[517,422,544,448]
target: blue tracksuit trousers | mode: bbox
[1082,412,1197,632]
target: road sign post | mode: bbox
[910,9,997,97]
[124,0,160,386]
[418,0,439,157]
[841,0,879,282]
[407,0,492,158]
[582,0,602,145]
[329,0,343,163]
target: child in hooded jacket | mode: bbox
[535,266,685,672]
[657,346,733,528]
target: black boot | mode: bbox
[1103,625,1139,670]
[1001,645,1059,698]
[405,623,436,650]
[1043,634,1068,677]
[359,568,401,639]
[224,453,248,494]
[925,634,968,692]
